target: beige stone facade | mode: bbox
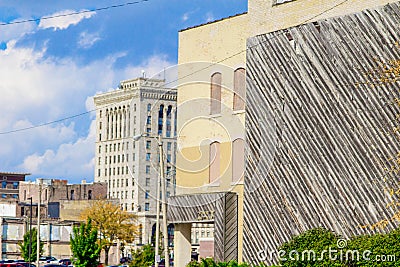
[93,77,177,246]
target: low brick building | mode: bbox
[18,179,107,220]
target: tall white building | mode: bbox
[94,77,177,245]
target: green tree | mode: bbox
[80,200,138,265]
[70,219,101,267]
[129,244,154,267]
[18,228,43,262]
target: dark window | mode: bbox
[88,190,92,200]
[70,190,75,200]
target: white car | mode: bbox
[39,256,58,264]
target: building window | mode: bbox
[99,145,101,153]
[88,190,92,200]
[105,145,108,152]
[146,140,151,149]
[210,72,222,115]
[70,190,75,200]
[99,134,102,141]
[134,116,137,124]
[147,104,152,112]
[131,203,135,211]
[166,105,172,137]
[134,104,137,111]
[99,110,102,118]
[145,203,150,211]
[98,169,101,177]
[1,181,6,188]
[167,154,171,163]
[233,68,246,111]
[167,142,172,151]
[147,127,151,133]
[158,105,164,135]
[209,142,220,184]
[145,191,150,199]
[146,153,151,161]
[166,191,170,198]
[13,182,18,189]
[2,194,6,198]
[146,165,151,174]
[146,178,150,186]
[147,116,151,125]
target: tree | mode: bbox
[70,219,101,267]
[18,228,43,262]
[129,244,154,267]
[80,199,139,265]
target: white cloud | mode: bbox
[206,12,214,22]
[0,21,36,43]
[0,41,174,182]
[19,120,96,180]
[38,10,96,31]
[182,12,190,22]
[123,54,173,80]
[78,31,101,49]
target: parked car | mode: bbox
[16,263,36,267]
[39,257,58,264]
[0,264,26,267]
[151,259,174,267]
[58,259,71,266]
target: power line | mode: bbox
[0,0,149,26]
[0,0,349,135]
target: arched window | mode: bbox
[232,138,245,183]
[158,105,164,135]
[166,105,172,137]
[210,72,222,115]
[233,68,246,111]
[209,141,220,184]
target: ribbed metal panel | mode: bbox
[244,2,400,265]
[168,192,238,261]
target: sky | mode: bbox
[0,0,248,183]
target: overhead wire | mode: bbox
[0,0,350,135]
[0,0,149,26]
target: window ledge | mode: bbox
[231,181,244,186]
[232,109,245,115]
[209,113,222,119]
[208,182,220,187]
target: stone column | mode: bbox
[174,223,192,267]
[162,107,167,137]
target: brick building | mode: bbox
[18,179,107,220]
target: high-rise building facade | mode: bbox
[94,77,177,245]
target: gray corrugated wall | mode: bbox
[244,2,400,265]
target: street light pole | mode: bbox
[28,197,33,265]
[158,135,170,267]
[37,179,42,267]
[155,162,161,267]
[133,134,170,267]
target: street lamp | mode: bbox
[133,133,170,267]
[27,197,33,265]
[37,179,42,267]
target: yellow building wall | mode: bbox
[176,0,400,263]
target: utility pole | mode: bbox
[159,135,170,267]
[155,155,161,267]
[37,179,42,267]
[28,197,33,265]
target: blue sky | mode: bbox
[0,0,247,183]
